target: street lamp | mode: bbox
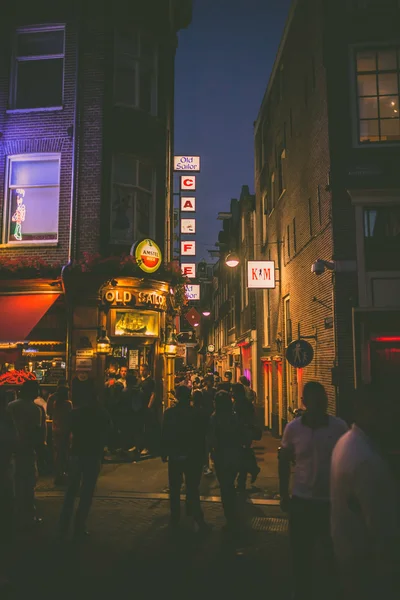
[165,327,178,357]
[202,310,211,317]
[225,252,240,268]
[96,329,111,355]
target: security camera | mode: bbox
[311,260,326,275]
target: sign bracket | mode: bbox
[297,323,318,341]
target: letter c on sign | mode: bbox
[183,179,193,187]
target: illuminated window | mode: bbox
[364,206,400,270]
[10,27,64,109]
[4,155,60,245]
[356,47,400,143]
[114,30,157,114]
[110,155,155,244]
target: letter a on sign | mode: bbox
[181,197,196,212]
[180,176,196,191]
[181,241,196,256]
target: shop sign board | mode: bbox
[286,340,314,368]
[181,219,196,234]
[176,344,187,358]
[180,176,196,191]
[207,344,215,353]
[181,241,196,256]
[76,358,92,371]
[181,263,196,278]
[174,156,200,171]
[76,348,94,359]
[129,349,139,369]
[132,238,162,274]
[185,284,200,301]
[181,197,196,212]
[247,260,276,289]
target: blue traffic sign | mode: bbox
[286,339,314,368]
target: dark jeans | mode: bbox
[237,447,259,489]
[168,457,204,525]
[214,460,238,524]
[145,407,160,453]
[14,452,37,526]
[53,432,70,480]
[289,496,337,600]
[132,411,145,452]
[58,455,101,535]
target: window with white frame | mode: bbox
[10,27,65,109]
[114,30,157,114]
[4,155,60,244]
[110,155,155,245]
[364,206,400,270]
[356,47,400,143]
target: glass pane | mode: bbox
[138,163,153,191]
[8,186,59,243]
[378,73,398,95]
[357,50,376,72]
[115,32,139,61]
[360,119,379,142]
[139,66,153,112]
[359,97,378,118]
[110,185,134,244]
[16,59,63,108]
[378,50,397,71]
[380,118,400,141]
[113,155,137,185]
[17,29,64,57]
[114,70,136,106]
[357,74,377,96]
[140,35,155,62]
[379,96,399,118]
[10,159,60,186]
[136,190,151,237]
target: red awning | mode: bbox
[0,294,60,343]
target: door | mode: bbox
[277,360,283,435]
[263,362,273,428]
[370,340,400,387]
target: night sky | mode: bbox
[174,0,292,262]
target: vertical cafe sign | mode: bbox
[174,155,201,302]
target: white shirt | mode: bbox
[330,425,399,567]
[281,415,348,501]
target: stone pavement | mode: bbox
[6,497,291,600]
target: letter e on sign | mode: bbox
[181,263,196,278]
[181,197,196,212]
[181,241,196,256]
[247,261,276,289]
[180,176,196,191]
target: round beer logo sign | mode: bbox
[134,239,162,274]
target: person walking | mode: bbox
[140,364,157,456]
[0,389,17,588]
[330,385,399,600]
[233,383,260,491]
[278,381,348,600]
[58,392,111,540]
[7,380,46,529]
[47,378,68,419]
[124,373,146,456]
[52,386,72,485]
[201,375,216,475]
[208,390,244,531]
[239,375,256,404]
[161,385,209,532]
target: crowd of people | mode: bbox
[1,368,399,599]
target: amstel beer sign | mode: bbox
[133,239,162,274]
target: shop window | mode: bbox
[114,30,157,115]
[277,149,286,197]
[10,26,64,109]
[110,155,155,245]
[355,47,400,143]
[364,206,400,270]
[113,310,160,337]
[3,155,60,245]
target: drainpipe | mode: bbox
[63,14,82,381]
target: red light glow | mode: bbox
[374,336,400,343]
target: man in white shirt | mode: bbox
[278,381,348,600]
[330,385,399,600]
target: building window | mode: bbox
[287,224,290,258]
[284,296,292,346]
[293,217,297,253]
[317,185,322,225]
[110,155,155,244]
[262,191,268,243]
[356,47,400,143]
[308,198,313,236]
[270,173,275,210]
[10,26,65,109]
[3,155,60,244]
[311,56,316,90]
[364,206,400,270]
[114,30,157,114]
[277,149,286,197]
[289,108,293,137]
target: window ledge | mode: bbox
[0,242,59,248]
[6,106,64,114]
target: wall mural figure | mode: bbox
[11,188,26,241]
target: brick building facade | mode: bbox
[254,0,400,435]
[0,0,191,401]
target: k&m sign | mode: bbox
[247,261,276,289]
